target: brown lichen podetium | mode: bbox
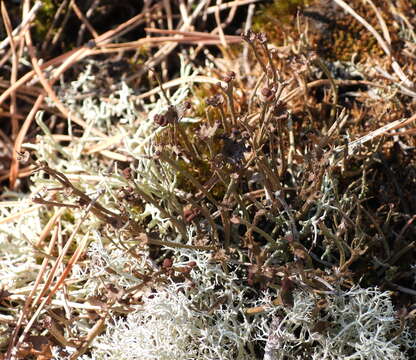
[217,71,238,129]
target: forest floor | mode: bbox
[0,1,416,359]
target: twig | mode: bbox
[70,0,99,40]
[40,0,70,54]
[76,0,100,46]
[0,0,42,51]
[0,2,19,141]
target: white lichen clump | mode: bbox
[0,200,43,289]
[79,247,415,360]
[78,250,258,360]
[79,254,416,360]
[260,286,415,360]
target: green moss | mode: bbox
[32,0,58,42]
[252,0,311,40]
[61,210,75,224]
[190,84,216,118]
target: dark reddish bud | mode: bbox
[206,94,223,107]
[154,114,161,123]
[86,39,96,48]
[260,87,274,103]
[124,186,134,193]
[223,71,236,83]
[187,261,197,267]
[122,167,132,179]
[154,114,168,127]
[183,204,200,223]
[261,87,273,97]
[162,258,173,268]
